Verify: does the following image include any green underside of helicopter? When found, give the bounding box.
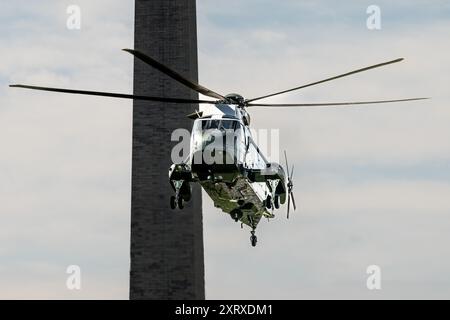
[200,177,273,228]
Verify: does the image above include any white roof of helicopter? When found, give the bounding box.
[199,103,241,119]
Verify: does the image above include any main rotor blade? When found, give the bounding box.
[246,58,405,103]
[9,84,217,104]
[123,49,226,100]
[247,97,429,107]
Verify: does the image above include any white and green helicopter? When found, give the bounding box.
[10,49,427,246]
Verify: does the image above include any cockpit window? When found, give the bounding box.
[191,118,246,164]
[200,119,238,130]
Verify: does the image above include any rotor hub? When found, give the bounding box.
[224,93,245,105]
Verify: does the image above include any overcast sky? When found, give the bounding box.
[1,0,450,299]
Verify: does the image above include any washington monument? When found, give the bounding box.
[130,0,204,299]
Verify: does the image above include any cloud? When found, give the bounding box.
[0,0,133,299]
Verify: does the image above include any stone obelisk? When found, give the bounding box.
[130,0,204,300]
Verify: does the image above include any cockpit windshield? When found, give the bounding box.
[200,119,238,131]
[191,118,247,165]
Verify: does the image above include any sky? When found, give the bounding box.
[1,0,450,299]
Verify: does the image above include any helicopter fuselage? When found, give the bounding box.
[169,100,287,230]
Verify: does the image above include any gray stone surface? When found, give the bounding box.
[130,0,204,300]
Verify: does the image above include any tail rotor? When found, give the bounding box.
[284,151,297,219]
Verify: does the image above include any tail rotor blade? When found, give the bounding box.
[287,194,291,219]
[291,192,297,211]
[284,150,290,177]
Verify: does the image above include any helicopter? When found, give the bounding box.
[10,49,427,247]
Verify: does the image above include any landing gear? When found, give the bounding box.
[267,179,280,211]
[170,196,176,209]
[247,217,258,247]
[230,209,243,222]
[265,195,272,209]
[170,195,184,209]
[177,197,184,209]
[170,179,185,210]
[250,230,257,247]
[274,195,280,209]
[265,194,279,209]
[265,194,280,210]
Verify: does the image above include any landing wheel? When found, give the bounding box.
[231,210,242,222]
[274,195,280,209]
[265,195,272,209]
[250,235,257,247]
[250,231,257,247]
[177,197,184,209]
[170,196,176,210]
